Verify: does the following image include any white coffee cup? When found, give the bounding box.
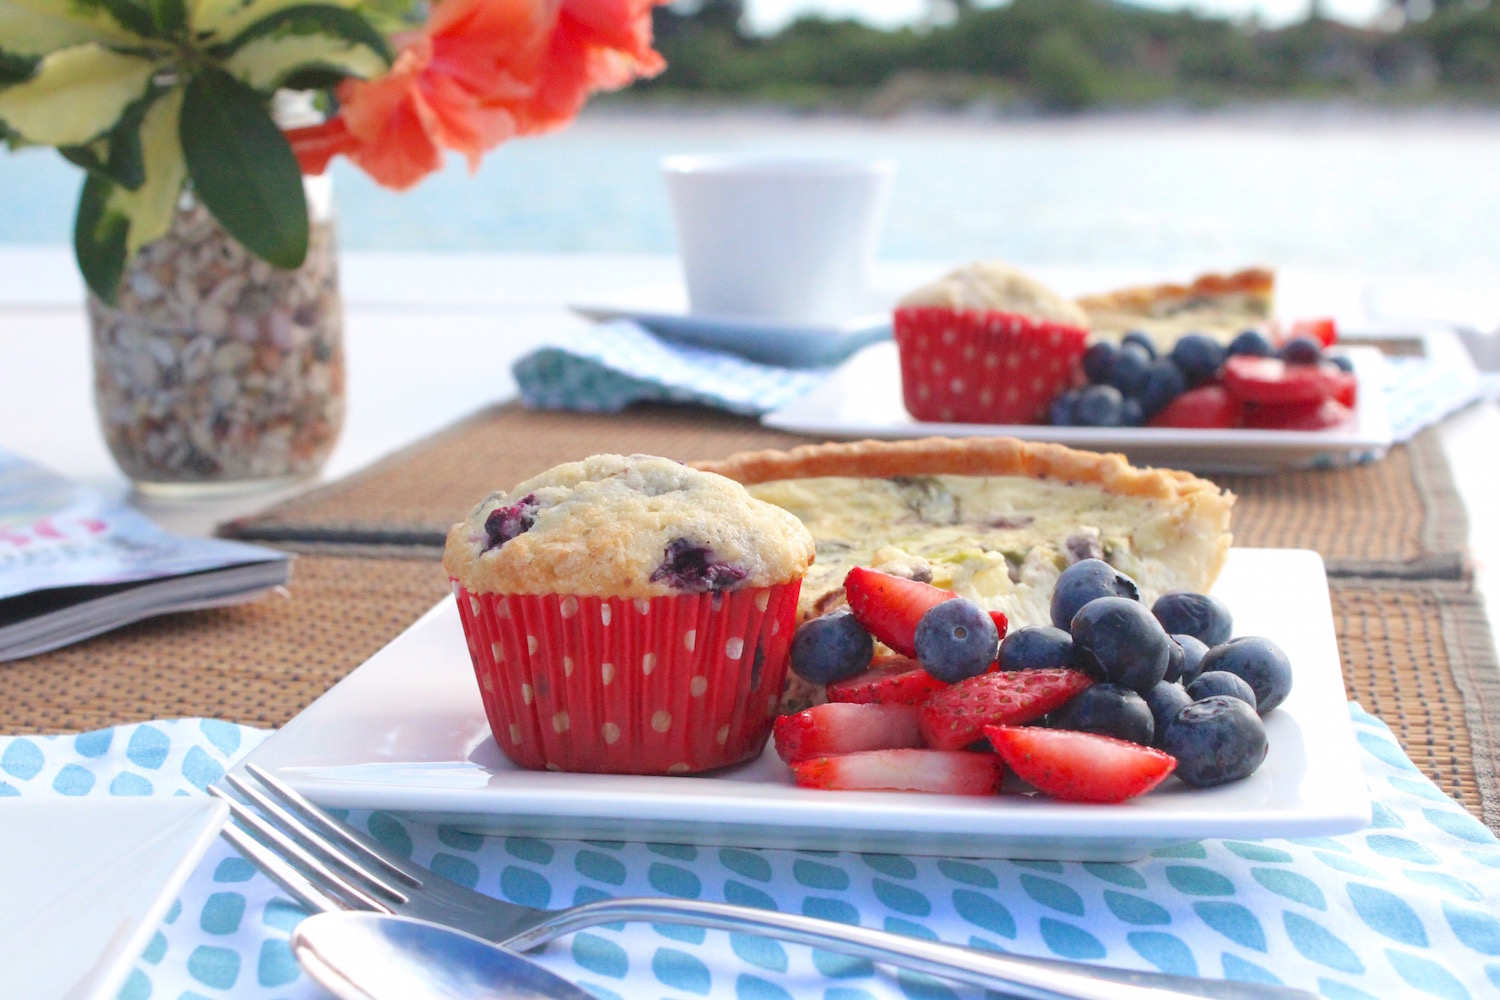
[662,154,896,323]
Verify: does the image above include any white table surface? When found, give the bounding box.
[3,245,1498,647]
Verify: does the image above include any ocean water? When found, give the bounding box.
[4,107,1500,276]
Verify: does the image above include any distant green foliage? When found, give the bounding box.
[639,0,1500,109]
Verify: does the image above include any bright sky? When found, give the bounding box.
[744,0,1387,35]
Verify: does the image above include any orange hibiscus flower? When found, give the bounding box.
[286,0,666,190]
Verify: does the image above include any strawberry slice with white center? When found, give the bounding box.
[1243,397,1353,431]
[773,702,923,764]
[843,567,957,659]
[985,725,1177,803]
[790,749,1004,795]
[918,668,1093,750]
[1148,385,1242,429]
[1223,356,1341,406]
[826,654,948,705]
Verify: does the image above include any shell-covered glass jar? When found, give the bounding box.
[87,177,344,494]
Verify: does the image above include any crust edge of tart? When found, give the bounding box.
[692,436,1236,586]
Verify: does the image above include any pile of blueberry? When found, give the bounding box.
[1050,329,1352,428]
[1003,558,1291,787]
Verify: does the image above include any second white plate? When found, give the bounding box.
[238,549,1370,862]
[763,342,1393,474]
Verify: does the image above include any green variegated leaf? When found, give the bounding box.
[188,0,357,45]
[222,4,389,59]
[180,66,306,268]
[0,44,156,145]
[110,87,184,254]
[0,51,38,83]
[94,0,156,37]
[0,0,144,57]
[226,33,385,89]
[57,84,164,188]
[147,0,186,33]
[74,172,130,302]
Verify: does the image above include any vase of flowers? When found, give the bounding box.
[0,0,665,492]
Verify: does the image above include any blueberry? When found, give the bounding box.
[1050,558,1140,630]
[1163,638,1185,684]
[1108,344,1152,398]
[1186,670,1258,709]
[1073,384,1125,427]
[1279,336,1323,365]
[1329,354,1354,373]
[483,494,538,550]
[1051,682,1154,745]
[650,538,748,592]
[1122,331,1157,360]
[1170,334,1226,387]
[1172,633,1210,685]
[1197,636,1293,714]
[1227,330,1274,358]
[1082,342,1117,385]
[1121,398,1144,427]
[1070,596,1172,694]
[1152,591,1233,648]
[1160,695,1268,787]
[1145,681,1193,747]
[790,608,873,685]
[1049,388,1082,426]
[914,598,1000,684]
[998,626,1074,672]
[1139,360,1188,418]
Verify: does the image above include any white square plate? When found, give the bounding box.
[0,797,228,1000]
[239,549,1370,861]
[762,342,1393,474]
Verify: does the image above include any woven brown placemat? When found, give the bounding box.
[221,405,1469,580]
[0,553,450,733]
[1331,578,1500,827]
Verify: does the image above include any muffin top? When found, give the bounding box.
[443,454,816,597]
[898,261,1088,328]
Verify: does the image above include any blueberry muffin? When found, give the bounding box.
[444,454,814,774]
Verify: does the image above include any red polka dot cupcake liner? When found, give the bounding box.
[893,306,1087,424]
[453,581,802,775]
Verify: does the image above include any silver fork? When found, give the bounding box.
[212,764,1315,1000]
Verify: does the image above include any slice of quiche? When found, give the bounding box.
[1077,267,1274,346]
[695,438,1234,633]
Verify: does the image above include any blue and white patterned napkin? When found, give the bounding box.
[1382,356,1490,443]
[513,321,826,417]
[3,705,1498,1000]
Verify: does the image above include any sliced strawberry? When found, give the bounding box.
[1328,367,1357,408]
[919,668,1093,751]
[989,610,1010,640]
[843,567,956,658]
[790,749,1004,795]
[1148,385,1242,429]
[985,725,1177,803]
[1243,397,1353,431]
[773,703,923,764]
[1222,356,1336,406]
[893,306,1087,425]
[826,655,948,705]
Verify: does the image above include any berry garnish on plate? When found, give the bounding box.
[843,567,955,659]
[790,607,874,685]
[1108,343,1152,398]
[1227,329,1275,357]
[1159,695,1268,788]
[1185,670,1258,709]
[1050,558,1141,630]
[985,725,1177,803]
[1050,682,1155,746]
[825,655,947,706]
[1121,330,1157,359]
[1169,334,1226,387]
[1197,636,1293,713]
[914,598,1001,683]
[1172,633,1210,684]
[1152,590,1233,647]
[773,702,922,764]
[1278,335,1323,365]
[1149,385,1242,429]
[998,626,1075,672]
[1242,398,1352,431]
[1070,596,1172,693]
[918,668,1093,750]
[1144,681,1193,747]
[789,748,1004,795]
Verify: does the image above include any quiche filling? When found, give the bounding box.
[748,473,1226,630]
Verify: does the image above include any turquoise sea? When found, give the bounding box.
[4,107,1500,275]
